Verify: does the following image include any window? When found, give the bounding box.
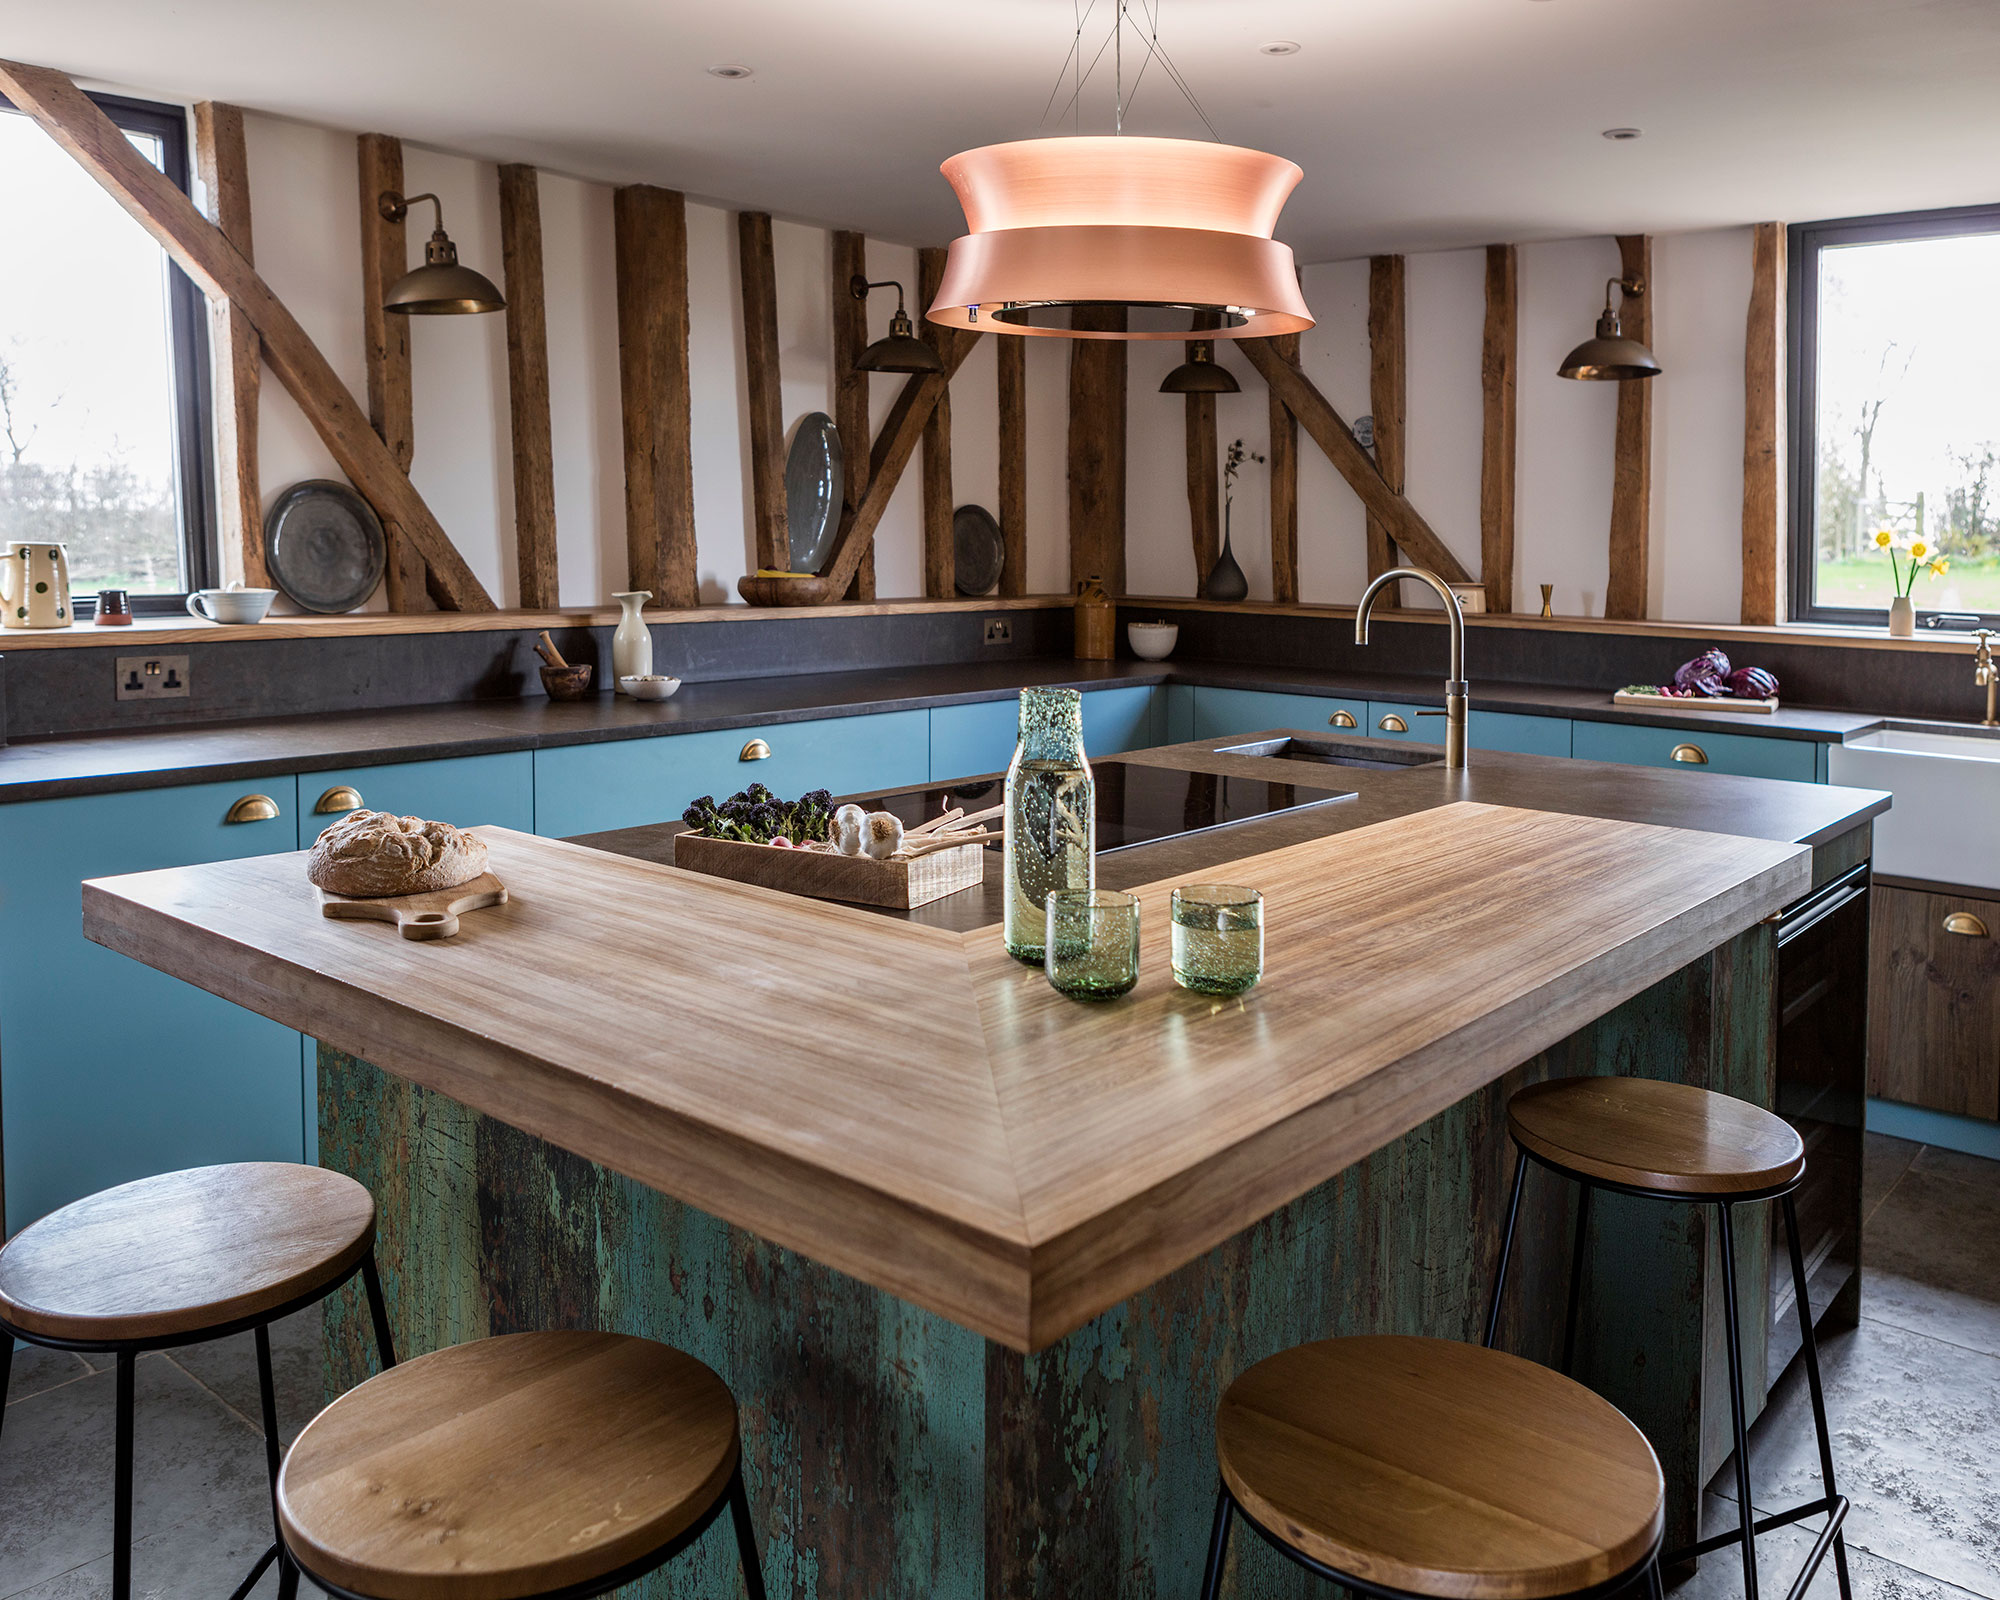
[0,91,212,612]
[1791,203,2000,627]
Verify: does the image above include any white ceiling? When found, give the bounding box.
[14,0,2000,261]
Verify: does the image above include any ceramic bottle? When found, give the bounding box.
[611,591,653,690]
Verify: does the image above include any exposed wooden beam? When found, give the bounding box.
[1240,340,1472,585]
[1741,223,1786,626]
[997,334,1027,597]
[1606,234,1654,621]
[830,231,875,602]
[1480,244,1518,615]
[1267,333,1301,603]
[355,132,429,610]
[499,164,558,610]
[1068,305,1127,594]
[918,247,956,599]
[613,185,698,608]
[1183,350,1220,592]
[192,102,264,590]
[737,212,788,573]
[1367,256,1407,586]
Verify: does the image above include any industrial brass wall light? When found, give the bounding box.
[378,192,506,315]
[1558,277,1660,380]
[850,277,943,373]
[1159,341,1240,394]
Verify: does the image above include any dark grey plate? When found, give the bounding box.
[954,504,1004,596]
[265,481,387,613]
[786,413,845,574]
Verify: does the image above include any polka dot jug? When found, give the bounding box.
[1,542,71,629]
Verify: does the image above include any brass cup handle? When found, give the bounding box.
[314,785,365,815]
[1377,714,1408,733]
[1329,710,1358,729]
[1670,743,1709,765]
[1944,911,1990,938]
[739,738,772,762]
[224,794,281,825]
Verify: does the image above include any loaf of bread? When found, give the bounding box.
[307,810,488,898]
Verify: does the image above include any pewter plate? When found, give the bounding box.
[785,413,845,574]
[953,504,1004,596]
[265,481,387,613]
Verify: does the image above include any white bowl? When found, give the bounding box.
[619,674,681,702]
[1127,622,1179,661]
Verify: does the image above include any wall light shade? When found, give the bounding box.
[379,192,506,316]
[928,136,1314,340]
[849,277,945,373]
[1159,343,1240,394]
[1558,279,1660,380]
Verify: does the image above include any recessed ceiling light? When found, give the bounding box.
[1258,41,1302,56]
[1602,127,1642,141]
[706,63,754,80]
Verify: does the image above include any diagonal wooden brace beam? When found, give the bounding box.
[0,59,495,610]
[1240,338,1472,586]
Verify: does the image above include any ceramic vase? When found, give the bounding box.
[1204,505,1249,602]
[1003,687,1096,964]
[611,591,653,690]
[1888,595,1915,638]
[2,541,71,629]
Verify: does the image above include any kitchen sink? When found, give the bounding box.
[1217,735,1444,771]
[1827,724,2000,890]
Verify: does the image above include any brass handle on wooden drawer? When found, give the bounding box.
[739,739,772,761]
[314,785,364,814]
[1377,714,1408,733]
[1944,911,1990,938]
[224,794,280,824]
[1670,743,1709,764]
[1330,710,1358,728]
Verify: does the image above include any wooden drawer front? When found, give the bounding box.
[535,710,930,838]
[1190,687,1369,741]
[1868,883,2000,1120]
[301,753,535,842]
[1572,719,1819,783]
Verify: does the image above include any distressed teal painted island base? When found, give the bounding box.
[320,928,1773,1600]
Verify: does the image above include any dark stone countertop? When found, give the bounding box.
[0,653,1889,804]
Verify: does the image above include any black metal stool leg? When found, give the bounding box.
[1561,1182,1594,1375]
[112,1350,135,1600]
[1198,1485,1235,1600]
[0,1331,13,1447]
[1485,1154,1528,1348]
[360,1250,397,1371]
[1716,1202,1760,1600]
[1784,1193,1854,1600]
[256,1323,301,1599]
[1645,1554,1666,1600]
[726,1461,767,1600]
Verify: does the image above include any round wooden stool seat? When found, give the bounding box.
[0,1162,376,1346]
[1508,1077,1804,1197]
[278,1330,741,1600]
[1217,1336,1663,1599]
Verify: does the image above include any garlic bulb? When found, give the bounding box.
[863,811,905,860]
[833,803,867,856]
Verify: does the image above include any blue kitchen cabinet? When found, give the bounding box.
[930,698,1019,782]
[1081,685,1164,757]
[1368,700,1571,757]
[1190,686,1368,742]
[534,709,931,838]
[300,752,535,842]
[0,777,305,1232]
[1571,719,1818,783]
[1164,684,1196,745]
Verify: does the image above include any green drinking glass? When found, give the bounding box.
[1171,884,1264,995]
[1044,889,1140,1000]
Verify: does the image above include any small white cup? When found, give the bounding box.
[187,586,276,624]
[1127,621,1179,661]
[619,674,682,702]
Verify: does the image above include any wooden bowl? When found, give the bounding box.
[539,663,594,701]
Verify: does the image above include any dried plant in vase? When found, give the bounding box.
[1205,438,1264,601]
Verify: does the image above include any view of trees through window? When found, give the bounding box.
[1812,229,2000,615]
[0,110,185,595]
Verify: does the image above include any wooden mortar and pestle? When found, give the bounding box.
[534,631,594,700]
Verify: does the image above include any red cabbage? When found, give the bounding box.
[1727,666,1779,700]
[1672,648,1731,697]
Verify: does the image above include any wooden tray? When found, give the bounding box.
[1613,689,1780,715]
[672,833,985,910]
[317,872,508,939]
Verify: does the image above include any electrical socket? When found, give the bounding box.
[116,655,190,700]
[982,618,1012,645]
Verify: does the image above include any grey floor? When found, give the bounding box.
[1,1132,1993,1598]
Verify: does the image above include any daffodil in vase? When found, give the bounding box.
[1876,528,1948,637]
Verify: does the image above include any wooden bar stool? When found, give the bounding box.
[276,1329,767,1600]
[1201,1335,1666,1600]
[0,1162,397,1600]
[1486,1076,1852,1600]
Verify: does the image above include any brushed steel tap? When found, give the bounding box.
[1975,628,1996,727]
[1355,568,1468,769]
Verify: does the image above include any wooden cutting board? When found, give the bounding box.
[316,872,508,940]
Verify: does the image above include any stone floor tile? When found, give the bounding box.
[1863,1148,2000,1359]
[161,1306,324,1447]
[1864,1134,1924,1225]
[2,1346,92,1409]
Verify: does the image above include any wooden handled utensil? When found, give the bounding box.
[534,630,569,670]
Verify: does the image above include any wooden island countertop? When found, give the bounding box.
[82,799,1807,1351]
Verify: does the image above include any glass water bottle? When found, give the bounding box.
[1003,687,1096,963]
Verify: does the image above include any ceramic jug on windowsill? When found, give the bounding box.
[612,591,653,690]
[1888,595,1915,638]
[2,541,71,629]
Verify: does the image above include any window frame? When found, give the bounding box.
[1788,200,2000,630]
[0,88,216,613]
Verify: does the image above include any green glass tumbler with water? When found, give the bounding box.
[1171,884,1264,995]
[1044,889,1140,999]
[1003,687,1095,963]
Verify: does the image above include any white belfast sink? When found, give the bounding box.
[1829,726,2000,890]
